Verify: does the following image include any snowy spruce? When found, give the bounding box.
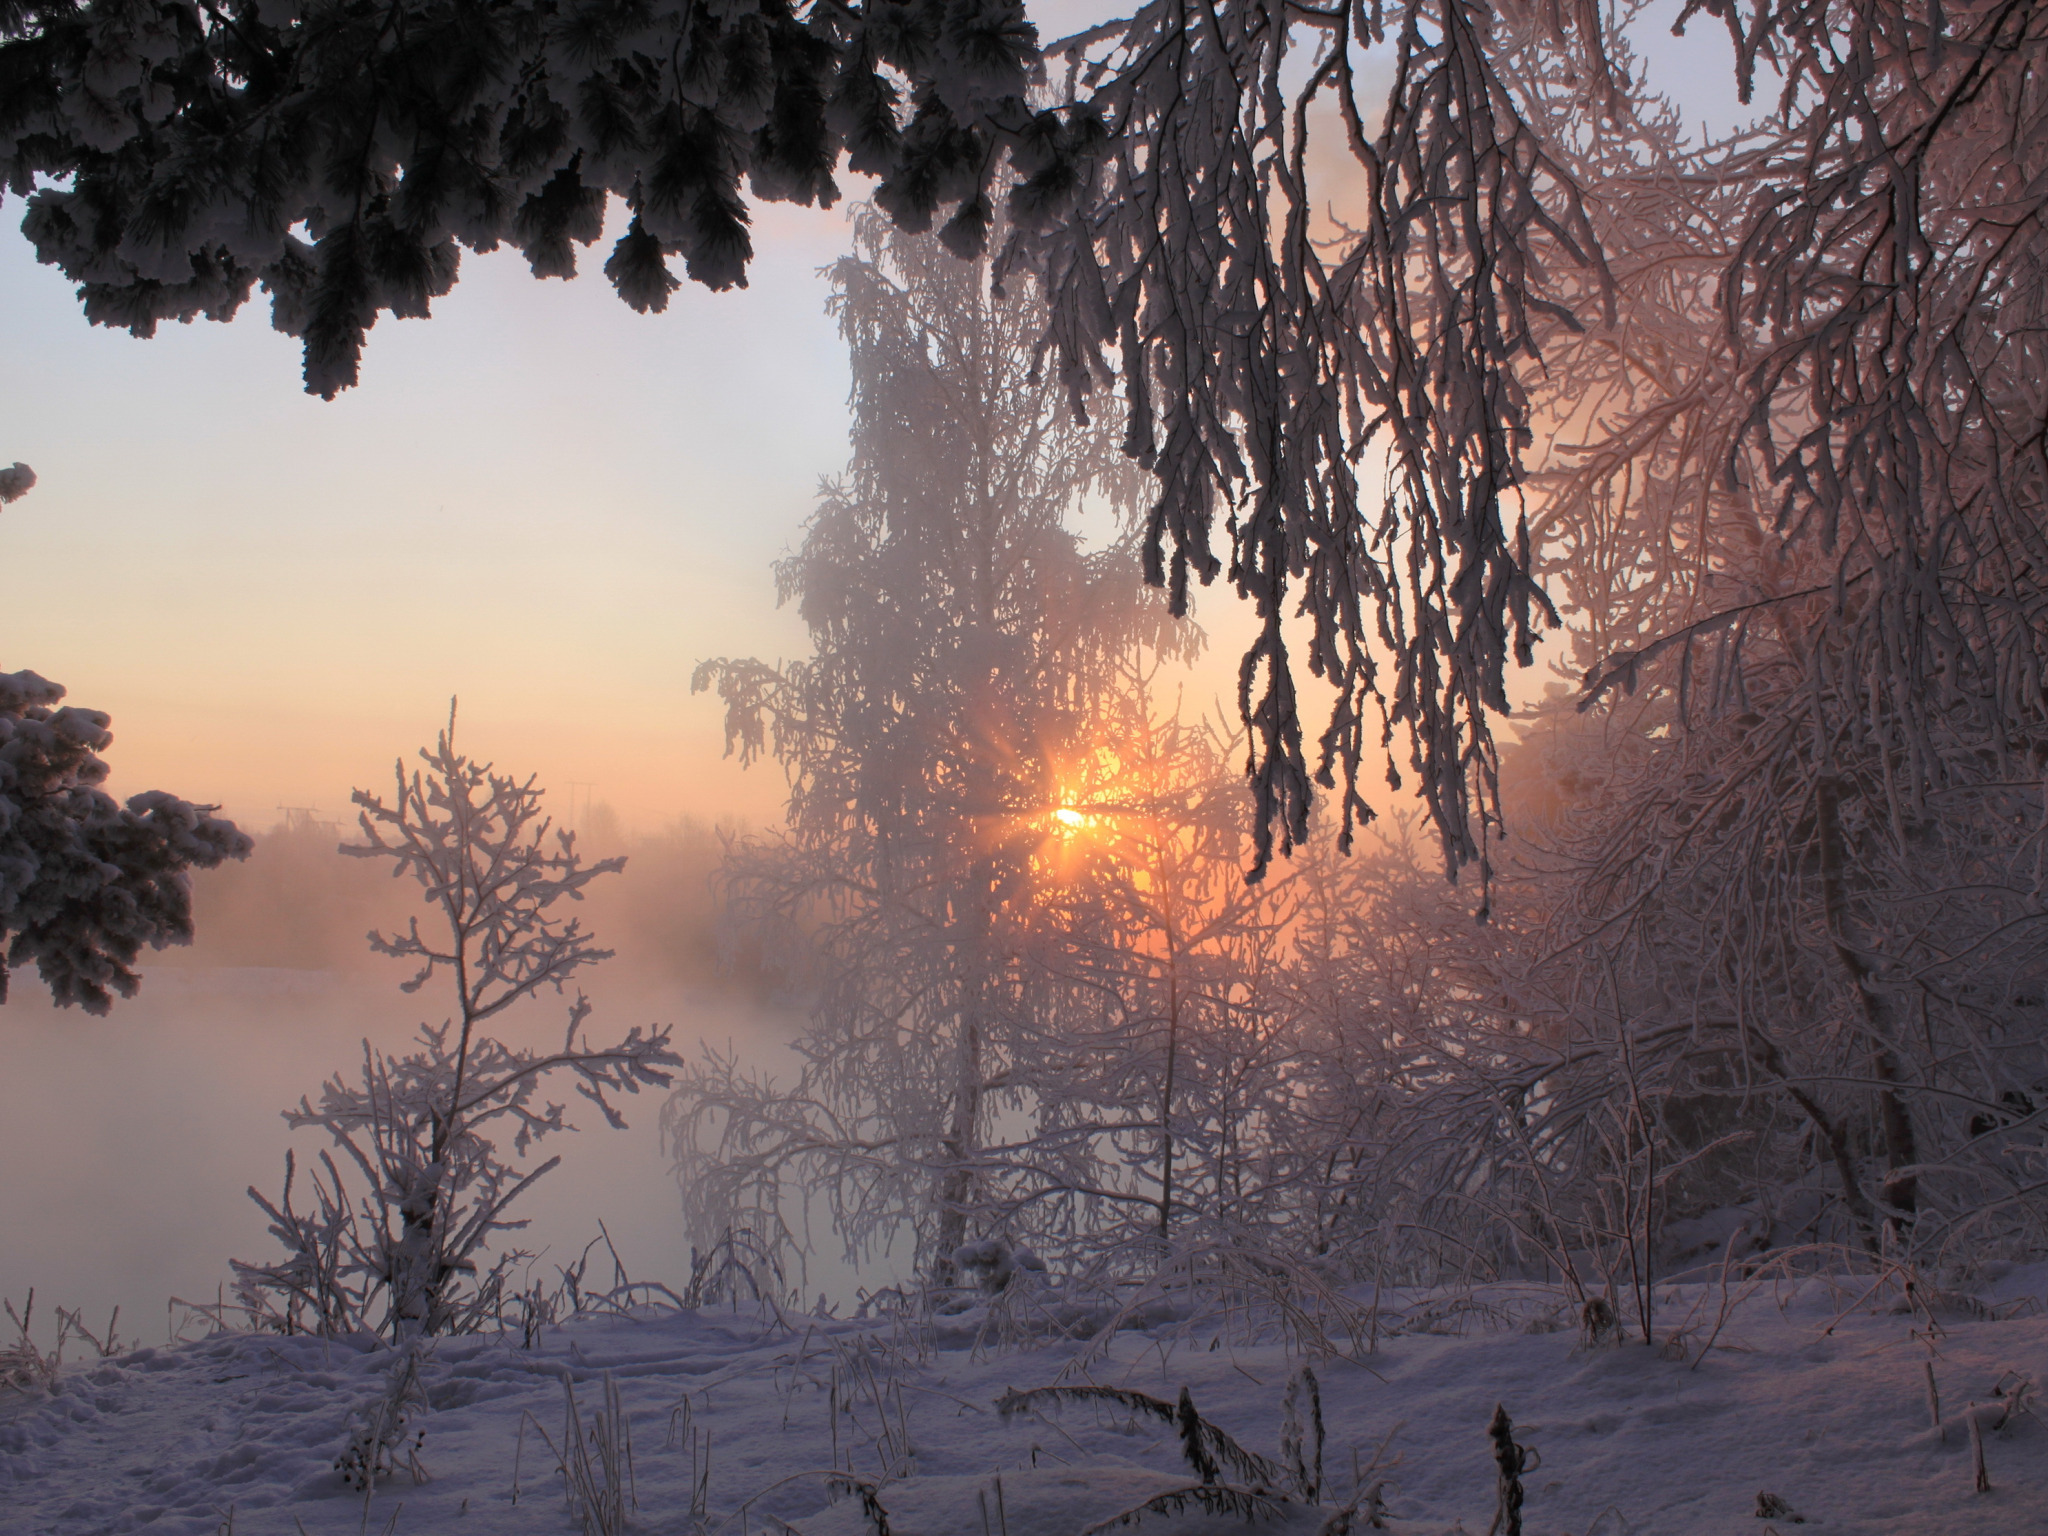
[0,666,249,1014]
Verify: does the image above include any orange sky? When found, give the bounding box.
[0,180,1276,846]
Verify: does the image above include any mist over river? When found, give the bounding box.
[0,964,806,1345]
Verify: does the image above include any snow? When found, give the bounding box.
[3,1269,2043,1536]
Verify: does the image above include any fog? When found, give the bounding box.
[0,818,809,1341]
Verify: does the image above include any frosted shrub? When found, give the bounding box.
[951,1238,1046,1295]
[235,709,680,1339]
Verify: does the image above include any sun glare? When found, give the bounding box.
[1050,800,1107,843]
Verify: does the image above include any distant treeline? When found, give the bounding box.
[166,812,764,991]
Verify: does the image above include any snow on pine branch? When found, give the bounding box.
[0,667,250,1012]
[0,0,1042,397]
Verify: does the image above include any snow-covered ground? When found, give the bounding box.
[3,1267,2042,1536]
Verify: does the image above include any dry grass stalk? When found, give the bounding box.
[529,1371,637,1536]
[0,1291,122,1394]
[1081,1484,1292,1535]
[687,1423,712,1531]
[1002,1374,1368,1534]
[1280,1365,1324,1502]
[824,1333,917,1480]
[996,1383,1286,1490]
[337,1348,431,1494]
[1,1292,65,1393]
[975,1475,1014,1536]
[1486,1404,1532,1536]
[1577,1296,1621,1350]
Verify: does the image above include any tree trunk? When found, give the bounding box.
[1158,953,1182,1244]
[933,881,995,1286]
[933,1010,983,1285]
[1747,1026,1883,1253]
[1815,778,1919,1236]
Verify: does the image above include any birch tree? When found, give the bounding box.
[672,208,1191,1285]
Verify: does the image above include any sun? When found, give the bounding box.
[1048,802,1104,845]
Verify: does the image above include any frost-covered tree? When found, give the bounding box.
[235,709,680,1338]
[1484,654,2048,1273]
[672,208,1194,1285]
[1035,677,1298,1249]
[16,0,2048,1282]
[1,460,252,1012]
[1438,35,2048,1272]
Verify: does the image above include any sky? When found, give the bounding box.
[0,0,1153,840]
[0,196,851,836]
[0,0,1743,842]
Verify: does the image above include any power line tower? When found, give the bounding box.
[563,780,596,833]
